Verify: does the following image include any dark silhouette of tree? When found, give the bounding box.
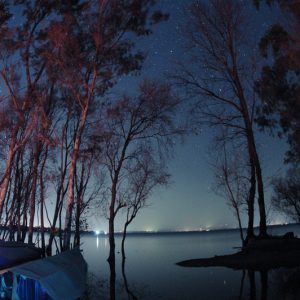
[96,80,181,263]
[121,258,138,300]
[211,133,252,245]
[271,167,300,222]
[121,149,169,259]
[255,0,300,164]
[73,148,102,247]
[38,0,168,251]
[176,0,267,238]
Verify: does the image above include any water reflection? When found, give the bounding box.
[122,258,138,300]
[238,267,300,300]
[95,263,300,300]
[108,259,116,300]
[272,267,300,299]
[238,270,246,299]
[107,255,141,300]
[81,226,300,299]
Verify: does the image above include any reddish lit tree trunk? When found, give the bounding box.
[74,197,81,247]
[63,107,88,250]
[40,147,48,257]
[0,138,16,219]
[47,120,69,255]
[63,142,79,250]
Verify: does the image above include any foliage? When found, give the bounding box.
[271,167,300,222]
[255,0,300,163]
[0,1,171,255]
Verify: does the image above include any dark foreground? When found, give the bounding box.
[177,236,300,271]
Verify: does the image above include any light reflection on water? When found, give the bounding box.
[82,225,300,299]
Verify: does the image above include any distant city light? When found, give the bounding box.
[95,230,100,235]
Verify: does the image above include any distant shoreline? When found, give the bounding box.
[85,223,300,236]
[1,223,298,237]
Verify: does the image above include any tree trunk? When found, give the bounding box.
[246,127,267,237]
[40,177,45,257]
[235,206,244,246]
[74,196,81,247]
[253,147,267,237]
[63,109,87,251]
[108,171,120,262]
[15,151,23,242]
[28,146,41,244]
[47,165,67,254]
[40,147,48,257]
[63,141,77,249]
[47,116,70,255]
[63,148,77,251]
[121,222,129,259]
[107,138,130,262]
[246,158,256,244]
[21,211,28,243]
[7,166,19,241]
[0,138,16,219]
[108,209,115,262]
[47,193,63,255]
[232,54,268,238]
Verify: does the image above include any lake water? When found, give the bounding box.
[81,224,300,300]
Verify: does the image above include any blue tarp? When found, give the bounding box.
[17,277,51,300]
[10,248,87,300]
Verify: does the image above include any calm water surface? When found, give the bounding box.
[81,225,300,300]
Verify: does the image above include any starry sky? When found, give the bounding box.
[92,0,290,232]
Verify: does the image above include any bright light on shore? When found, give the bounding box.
[95,230,100,235]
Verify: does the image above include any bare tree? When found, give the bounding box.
[45,111,73,255]
[96,80,181,263]
[121,148,169,258]
[211,132,253,245]
[73,148,103,248]
[175,0,267,237]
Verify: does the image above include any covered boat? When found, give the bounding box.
[0,241,42,269]
[0,248,87,300]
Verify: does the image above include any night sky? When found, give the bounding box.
[92,0,289,232]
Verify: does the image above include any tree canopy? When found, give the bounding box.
[255,0,300,164]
